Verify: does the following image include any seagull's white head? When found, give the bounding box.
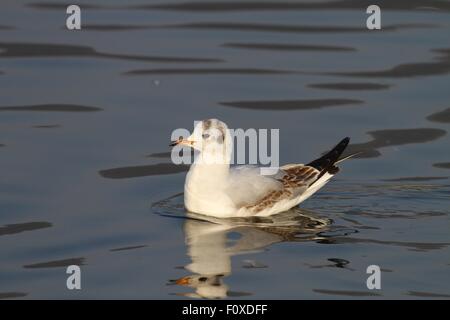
[171,119,232,165]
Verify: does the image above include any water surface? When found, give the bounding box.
[1,0,449,299]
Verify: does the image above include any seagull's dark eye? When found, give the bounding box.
[202,133,210,139]
[198,277,208,282]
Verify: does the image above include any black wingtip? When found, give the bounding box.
[307,137,351,173]
[338,137,350,148]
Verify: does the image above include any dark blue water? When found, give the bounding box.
[0,0,449,299]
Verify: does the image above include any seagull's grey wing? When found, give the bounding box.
[244,164,320,214]
[225,165,284,208]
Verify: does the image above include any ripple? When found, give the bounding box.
[168,22,436,34]
[433,162,450,169]
[28,1,450,12]
[407,291,450,298]
[0,292,27,299]
[308,82,391,91]
[23,257,85,269]
[0,42,222,63]
[99,163,189,179]
[345,209,447,220]
[220,98,363,111]
[313,289,381,297]
[83,24,150,31]
[124,68,292,75]
[0,104,102,112]
[132,1,450,12]
[344,128,447,159]
[306,257,354,270]
[382,176,448,182]
[329,47,450,78]
[242,260,268,268]
[318,228,358,237]
[110,245,148,252]
[318,237,449,252]
[28,2,103,10]
[320,183,450,206]
[146,151,172,159]
[327,258,351,268]
[222,42,356,52]
[32,124,62,129]
[0,221,52,237]
[427,107,450,123]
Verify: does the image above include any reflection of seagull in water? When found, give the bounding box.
[171,119,355,218]
[171,210,330,299]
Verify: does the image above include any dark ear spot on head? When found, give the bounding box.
[217,126,226,144]
[202,119,212,131]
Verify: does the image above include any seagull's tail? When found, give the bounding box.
[334,151,364,164]
[294,137,351,204]
[307,137,350,181]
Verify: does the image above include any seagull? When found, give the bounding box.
[170,119,355,218]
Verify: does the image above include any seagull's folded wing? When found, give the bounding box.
[226,164,320,214]
[225,165,284,208]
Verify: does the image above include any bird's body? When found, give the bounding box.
[172,119,351,218]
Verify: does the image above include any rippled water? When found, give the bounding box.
[1,0,449,299]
